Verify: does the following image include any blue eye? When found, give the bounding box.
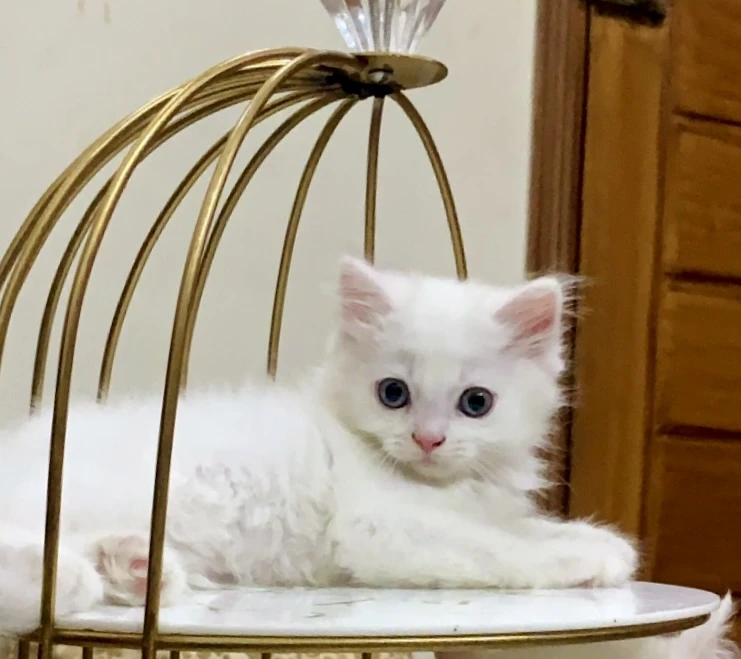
[377,378,410,409]
[458,387,495,418]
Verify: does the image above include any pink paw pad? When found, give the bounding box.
[128,557,149,597]
[95,536,158,604]
[93,534,185,607]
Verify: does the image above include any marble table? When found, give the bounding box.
[43,582,720,652]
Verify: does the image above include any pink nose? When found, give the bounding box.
[413,434,446,454]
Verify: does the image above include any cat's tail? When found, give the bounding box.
[663,593,738,659]
[0,533,103,636]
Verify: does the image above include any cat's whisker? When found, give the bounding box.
[375,450,401,474]
[470,460,506,485]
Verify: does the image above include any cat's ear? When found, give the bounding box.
[494,277,564,359]
[338,256,392,340]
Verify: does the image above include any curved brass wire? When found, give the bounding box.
[31,83,306,410]
[0,84,200,280]
[392,92,467,279]
[0,185,57,290]
[178,93,345,389]
[31,182,110,408]
[97,90,328,400]
[364,98,385,262]
[0,86,178,293]
[31,82,338,409]
[37,48,324,659]
[0,96,171,373]
[0,64,327,305]
[267,98,358,376]
[140,51,361,659]
[95,137,226,401]
[18,80,333,395]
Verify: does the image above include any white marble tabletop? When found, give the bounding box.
[56,582,719,639]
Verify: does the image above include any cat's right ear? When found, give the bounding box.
[338,256,392,341]
[494,277,564,362]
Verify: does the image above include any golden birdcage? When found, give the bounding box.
[0,3,719,659]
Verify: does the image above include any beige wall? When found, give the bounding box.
[0,0,536,420]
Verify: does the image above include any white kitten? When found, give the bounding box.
[0,256,639,635]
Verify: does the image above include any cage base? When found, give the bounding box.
[19,582,718,652]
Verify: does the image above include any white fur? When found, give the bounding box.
[0,257,722,659]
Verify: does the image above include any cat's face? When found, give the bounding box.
[326,257,566,486]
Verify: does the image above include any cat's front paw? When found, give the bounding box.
[91,534,187,607]
[583,534,637,587]
[550,530,638,588]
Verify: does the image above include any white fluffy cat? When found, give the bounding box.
[0,257,732,658]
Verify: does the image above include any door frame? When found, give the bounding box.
[527,0,589,279]
[526,0,590,513]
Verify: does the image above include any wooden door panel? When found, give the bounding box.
[673,0,741,122]
[663,119,741,281]
[656,283,741,433]
[646,435,741,592]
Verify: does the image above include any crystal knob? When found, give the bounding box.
[319,0,447,54]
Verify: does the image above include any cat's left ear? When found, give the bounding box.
[494,277,564,360]
[338,256,392,341]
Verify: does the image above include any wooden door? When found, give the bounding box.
[560,0,741,601]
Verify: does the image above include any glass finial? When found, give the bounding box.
[319,0,447,54]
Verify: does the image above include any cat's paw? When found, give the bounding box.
[584,527,637,587]
[580,536,637,587]
[92,534,187,607]
[547,531,638,588]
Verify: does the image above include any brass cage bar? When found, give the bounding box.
[364,97,385,262]
[267,97,359,376]
[391,92,466,278]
